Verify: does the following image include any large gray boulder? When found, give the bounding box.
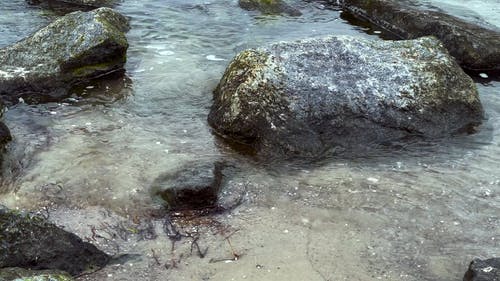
[0,7,129,103]
[208,36,484,157]
[464,258,500,281]
[239,0,302,16]
[0,206,110,276]
[338,0,500,71]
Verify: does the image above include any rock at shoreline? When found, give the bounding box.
[339,0,500,71]
[208,36,483,157]
[0,267,73,281]
[0,7,129,104]
[464,258,500,281]
[239,0,302,16]
[27,0,118,13]
[0,206,110,276]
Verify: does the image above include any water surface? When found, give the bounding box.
[0,1,499,280]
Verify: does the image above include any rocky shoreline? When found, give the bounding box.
[0,0,499,280]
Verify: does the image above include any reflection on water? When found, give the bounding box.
[0,0,499,280]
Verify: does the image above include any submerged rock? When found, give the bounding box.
[208,36,483,157]
[0,206,110,276]
[464,258,500,281]
[27,0,119,13]
[239,0,302,16]
[151,162,224,210]
[0,267,73,281]
[0,7,129,103]
[339,0,500,71]
[151,161,246,211]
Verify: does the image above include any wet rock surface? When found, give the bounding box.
[338,0,500,71]
[464,258,500,281]
[0,100,11,163]
[0,206,110,276]
[151,161,223,211]
[0,122,10,147]
[27,0,118,13]
[0,7,129,104]
[239,0,302,16]
[0,267,73,281]
[151,161,246,211]
[208,35,484,157]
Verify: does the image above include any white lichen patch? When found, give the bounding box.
[482,266,494,273]
[0,66,30,79]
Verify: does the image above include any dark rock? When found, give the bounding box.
[208,36,483,157]
[0,8,129,104]
[27,0,118,13]
[151,162,224,211]
[464,258,500,281]
[0,122,11,147]
[151,161,246,211]
[0,267,73,281]
[0,206,110,276]
[0,100,11,163]
[339,0,500,71]
[239,0,302,16]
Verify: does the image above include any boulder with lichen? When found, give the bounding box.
[0,7,129,103]
[208,35,484,157]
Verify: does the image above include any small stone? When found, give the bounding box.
[479,73,489,79]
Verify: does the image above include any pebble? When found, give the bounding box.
[479,73,489,79]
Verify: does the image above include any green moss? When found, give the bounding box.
[70,61,118,77]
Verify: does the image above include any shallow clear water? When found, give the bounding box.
[0,1,499,280]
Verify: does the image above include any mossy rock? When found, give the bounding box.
[0,206,110,276]
[0,268,73,281]
[208,35,484,157]
[239,0,302,16]
[0,7,129,103]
